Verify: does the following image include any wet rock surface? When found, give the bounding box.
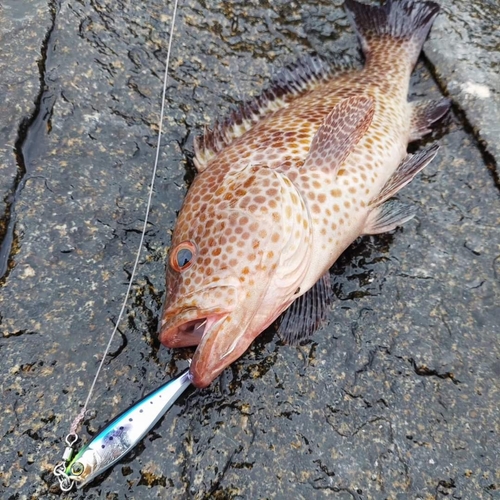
[0,1,498,499]
[425,0,500,162]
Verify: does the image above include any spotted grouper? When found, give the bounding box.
[159,0,449,387]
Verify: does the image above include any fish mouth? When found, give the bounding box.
[162,308,251,387]
[159,312,226,348]
[189,323,250,388]
[161,309,247,388]
[179,318,207,337]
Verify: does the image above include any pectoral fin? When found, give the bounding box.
[302,96,375,176]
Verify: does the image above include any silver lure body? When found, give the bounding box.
[64,368,192,488]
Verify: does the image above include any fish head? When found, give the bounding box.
[159,164,311,387]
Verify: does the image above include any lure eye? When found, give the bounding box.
[170,241,196,272]
[70,462,85,476]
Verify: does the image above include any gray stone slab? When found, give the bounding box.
[0,1,498,499]
[424,0,500,163]
[0,0,53,274]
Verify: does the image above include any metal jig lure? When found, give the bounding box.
[55,368,192,490]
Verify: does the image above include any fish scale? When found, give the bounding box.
[160,0,450,388]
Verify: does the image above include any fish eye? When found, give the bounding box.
[70,462,85,476]
[170,241,197,272]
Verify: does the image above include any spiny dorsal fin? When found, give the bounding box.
[302,96,374,174]
[277,273,332,346]
[410,98,450,142]
[193,54,334,172]
[363,199,417,235]
[370,143,439,207]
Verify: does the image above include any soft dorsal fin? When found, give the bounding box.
[302,96,375,174]
[277,273,332,346]
[410,99,450,142]
[194,55,334,172]
[369,143,439,207]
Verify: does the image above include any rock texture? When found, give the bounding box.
[0,1,498,499]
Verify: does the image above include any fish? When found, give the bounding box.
[58,368,192,489]
[159,0,450,388]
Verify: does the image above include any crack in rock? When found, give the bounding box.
[0,0,59,281]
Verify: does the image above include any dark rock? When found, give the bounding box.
[0,1,498,499]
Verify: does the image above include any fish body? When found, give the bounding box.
[160,0,449,387]
[62,369,192,488]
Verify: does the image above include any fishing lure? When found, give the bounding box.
[54,368,192,490]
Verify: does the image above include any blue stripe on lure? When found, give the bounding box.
[63,368,192,489]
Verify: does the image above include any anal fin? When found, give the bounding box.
[370,144,440,208]
[277,273,332,346]
[410,99,450,142]
[364,143,440,235]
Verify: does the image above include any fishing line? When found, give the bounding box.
[63,0,180,453]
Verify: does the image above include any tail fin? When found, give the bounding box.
[345,0,440,69]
